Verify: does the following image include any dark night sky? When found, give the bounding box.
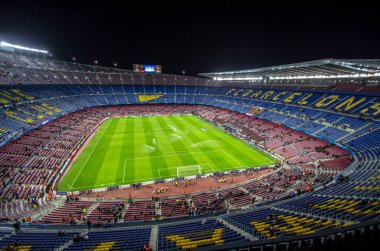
[0,0,379,75]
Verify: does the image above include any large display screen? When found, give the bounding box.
[144,65,155,72]
[133,64,162,73]
[133,64,145,73]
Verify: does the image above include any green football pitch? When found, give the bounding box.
[57,115,278,191]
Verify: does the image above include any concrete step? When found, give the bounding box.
[219,218,256,241]
[155,201,162,216]
[120,202,130,222]
[150,225,158,251]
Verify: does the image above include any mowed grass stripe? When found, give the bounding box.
[86,119,119,187]
[162,116,203,172]
[140,117,166,179]
[123,117,136,182]
[173,115,244,170]
[185,116,274,168]
[73,119,113,188]
[117,118,132,182]
[93,119,119,186]
[149,117,184,178]
[169,117,218,173]
[128,117,147,181]
[57,115,277,192]
[169,116,228,172]
[56,119,112,190]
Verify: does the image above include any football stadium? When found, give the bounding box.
[0,1,379,251]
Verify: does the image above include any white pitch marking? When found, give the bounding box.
[123,159,127,181]
[70,120,111,188]
[222,150,244,167]
[124,149,225,161]
[205,162,216,172]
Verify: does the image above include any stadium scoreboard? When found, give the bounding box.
[133,64,162,73]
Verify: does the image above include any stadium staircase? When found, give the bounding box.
[219,218,256,241]
[150,225,158,251]
[55,230,88,251]
[35,196,66,222]
[86,202,100,216]
[155,201,162,217]
[338,123,374,141]
[120,202,130,221]
[237,186,250,194]
[225,200,234,210]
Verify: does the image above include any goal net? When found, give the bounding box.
[176,165,202,177]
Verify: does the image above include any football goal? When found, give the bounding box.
[176,164,202,177]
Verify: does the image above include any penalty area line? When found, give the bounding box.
[222,150,244,167]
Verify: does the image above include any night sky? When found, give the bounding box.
[0,0,379,75]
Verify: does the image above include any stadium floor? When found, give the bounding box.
[57,115,277,191]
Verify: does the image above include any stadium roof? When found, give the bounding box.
[199,59,380,81]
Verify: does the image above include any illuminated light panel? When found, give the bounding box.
[270,73,380,80]
[214,73,380,81]
[215,77,263,81]
[0,41,48,54]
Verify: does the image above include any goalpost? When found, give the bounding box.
[176,164,202,177]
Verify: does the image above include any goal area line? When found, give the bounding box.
[157,163,214,178]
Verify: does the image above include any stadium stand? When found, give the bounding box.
[0,51,379,250]
[158,219,249,250]
[0,231,78,251]
[64,228,151,251]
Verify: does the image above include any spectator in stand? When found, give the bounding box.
[87,219,92,231]
[143,243,152,251]
[13,219,21,233]
[305,185,311,194]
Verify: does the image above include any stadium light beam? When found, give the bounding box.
[0,41,48,54]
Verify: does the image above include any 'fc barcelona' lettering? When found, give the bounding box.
[224,88,379,117]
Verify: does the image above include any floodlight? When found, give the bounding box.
[0,41,48,54]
